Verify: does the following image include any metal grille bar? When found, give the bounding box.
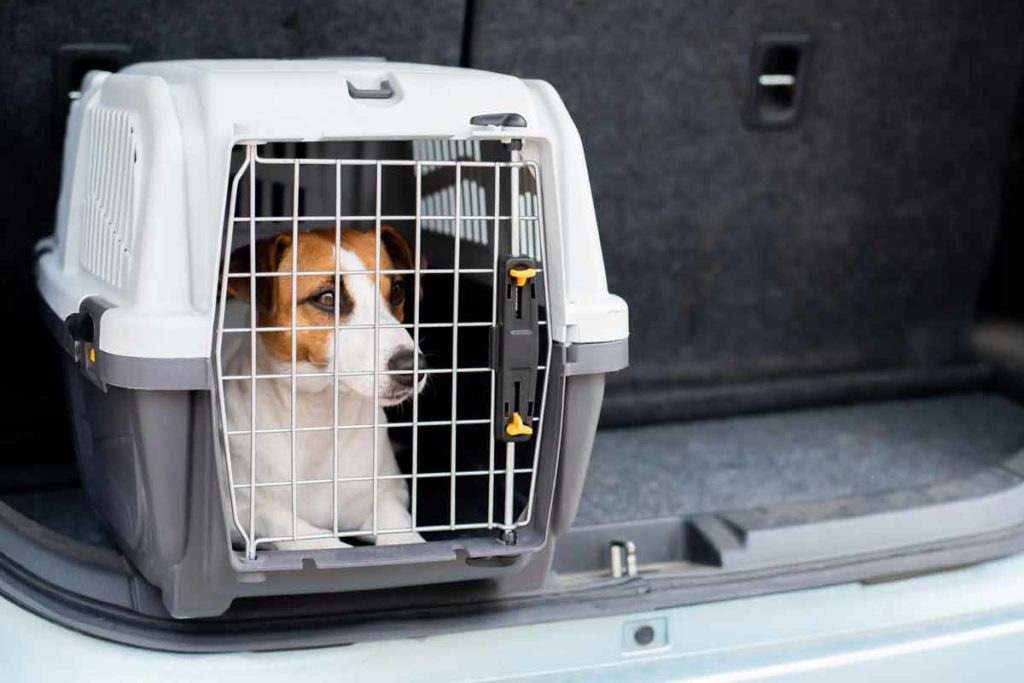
[222,321,547,332]
[233,215,539,222]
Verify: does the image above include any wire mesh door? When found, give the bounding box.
[215,141,551,559]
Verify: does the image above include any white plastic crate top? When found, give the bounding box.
[36,59,628,366]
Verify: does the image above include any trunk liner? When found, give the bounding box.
[1,487,115,550]
[8,393,1024,551]
[577,392,1024,526]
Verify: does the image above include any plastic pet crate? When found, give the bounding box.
[35,59,628,617]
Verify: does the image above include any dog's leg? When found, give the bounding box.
[272,536,351,551]
[252,491,352,550]
[364,496,425,545]
[270,515,353,550]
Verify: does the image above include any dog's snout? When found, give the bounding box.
[387,349,426,388]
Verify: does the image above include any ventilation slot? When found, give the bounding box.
[413,139,542,259]
[77,107,138,287]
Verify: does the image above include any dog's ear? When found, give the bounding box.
[380,226,413,270]
[226,234,291,313]
[380,226,427,300]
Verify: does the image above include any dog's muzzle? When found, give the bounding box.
[387,348,428,393]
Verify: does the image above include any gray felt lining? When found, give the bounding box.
[575,393,1024,526]
[470,0,1024,425]
[1,487,116,550]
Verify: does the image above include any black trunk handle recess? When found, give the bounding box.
[494,255,540,442]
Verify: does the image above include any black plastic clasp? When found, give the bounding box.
[64,311,94,344]
[64,297,111,391]
[493,255,540,443]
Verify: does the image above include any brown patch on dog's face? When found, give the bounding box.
[227,227,414,365]
[340,227,413,322]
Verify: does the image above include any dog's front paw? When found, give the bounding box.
[374,531,426,545]
[272,537,351,551]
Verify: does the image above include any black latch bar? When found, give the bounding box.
[494,255,540,443]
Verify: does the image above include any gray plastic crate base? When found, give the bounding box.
[64,344,613,617]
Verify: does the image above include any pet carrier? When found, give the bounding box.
[35,60,628,617]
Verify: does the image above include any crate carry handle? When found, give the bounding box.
[470,112,528,128]
[346,79,394,99]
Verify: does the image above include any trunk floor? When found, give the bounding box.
[576,392,1024,526]
[1,487,116,550]
[7,394,1024,545]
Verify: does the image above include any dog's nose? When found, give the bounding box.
[387,349,427,388]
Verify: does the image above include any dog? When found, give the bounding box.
[222,226,426,550]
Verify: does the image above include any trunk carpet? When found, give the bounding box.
[576,392,1024,526]
[1,487,116,550]
[9,393,1024,544]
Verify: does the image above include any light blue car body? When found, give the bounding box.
[6,551,1024,681]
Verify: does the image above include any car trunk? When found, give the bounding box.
[2,0,1024,650]
[466,0,1024,574]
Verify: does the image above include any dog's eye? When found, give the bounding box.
[311,290,335,309]
[390,279,405,304]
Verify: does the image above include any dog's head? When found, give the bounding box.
[227,227,426,405]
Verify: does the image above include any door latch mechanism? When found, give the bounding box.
[494,255,541,443]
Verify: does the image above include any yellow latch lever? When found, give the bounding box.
[505,411,534,437]
[508,267,538,287]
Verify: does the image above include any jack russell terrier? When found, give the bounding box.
[223,226,426,550]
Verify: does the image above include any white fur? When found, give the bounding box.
[223,246,424,550]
